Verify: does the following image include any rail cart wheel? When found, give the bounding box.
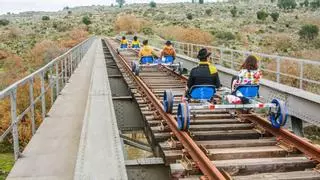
[134,64,140,76]
[131,61,136,72]
[178,62,183,75]
[177,102,190,131]
[163,90,174,113]
[269,99,288,128]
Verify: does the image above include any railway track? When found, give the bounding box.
[103,38,320,180]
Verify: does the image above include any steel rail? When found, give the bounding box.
[247,114,320,162]
[105,39,226,180]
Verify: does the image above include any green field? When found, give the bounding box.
[0,153,14,180]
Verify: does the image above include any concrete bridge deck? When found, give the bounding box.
[7,38,127,180]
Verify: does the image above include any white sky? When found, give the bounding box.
[0,0,214,15]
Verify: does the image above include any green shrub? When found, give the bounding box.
[205,9,213,16]
[0,19,9,26]
[277,0,297,9]
[150,1,156,8]
[304,0,310,6]
[142,27,153,35]
[82,16,92,25]
[299,24,319,40]
[230,6,237,17]
[199,0,204,4]
[257,10,269,21]
[310,0,320,9]
[186,13,193,20]
[215,31,236,40]
[42,16,50,21]
[270,12,280,22]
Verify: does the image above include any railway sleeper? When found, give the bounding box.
[170,157,318,177]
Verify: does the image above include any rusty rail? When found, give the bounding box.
[105,38,226,180]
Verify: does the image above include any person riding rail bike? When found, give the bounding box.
[231,55,262,92]
[138,40,158,64]
[120,36,128,48]
[131,36,140,48]
[160,41,176,63]
[229,55,262,104]
[186,48,221,98]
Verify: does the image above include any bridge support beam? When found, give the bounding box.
[289,116,304,137]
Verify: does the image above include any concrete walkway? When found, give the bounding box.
[7,39,98,180]
[74,39,127,179]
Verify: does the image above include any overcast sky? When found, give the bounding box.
[0,0,214,15]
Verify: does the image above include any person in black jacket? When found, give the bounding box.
[187,48,221,91]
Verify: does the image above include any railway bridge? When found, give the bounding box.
[1,37,320,180]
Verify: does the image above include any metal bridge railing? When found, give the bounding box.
[0,36,95,160]
[141,37,320,95]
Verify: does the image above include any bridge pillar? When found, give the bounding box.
[286,116,304,137]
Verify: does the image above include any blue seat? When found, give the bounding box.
[132,44,140,48]
[164,56,174,64]
[188,85,216,100]
[140,56,154,64]
[120,44,128,48]
[234,85,259,98]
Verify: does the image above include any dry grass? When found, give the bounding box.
[156,26,213,45]
[114,14,150,34]
[59,29,89,48]
[0,28,89,150]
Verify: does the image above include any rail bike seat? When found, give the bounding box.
[188,85,216,101]
[132,44,140,48]
[140,56,154,64]
[163,56,174,64]
[120,44,128,48]
[234,84,259,98]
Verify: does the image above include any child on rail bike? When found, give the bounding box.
[160,40,176,61]
[131,36,140,48]
[138,40,158,63]
[120,36,128,48]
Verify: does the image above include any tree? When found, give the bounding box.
[0,19,9,26]
[42,16,50,21]
[277,0,297,10]
[199,0,204,4]
[271,0,275,2]
[304,0,309,7]
[230,6,237,17]
[186,13,193,20]
[116,0,125,8]
[150,1,156,8]
[68,11,72,15]
[257,10,269,21]
[299,24,319,40]
[270,12,280,22]
[82,16,92,25]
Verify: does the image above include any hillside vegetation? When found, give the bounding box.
[0,0,319,178]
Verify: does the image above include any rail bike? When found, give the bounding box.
[131,55,183,76]
[163,84,288,131]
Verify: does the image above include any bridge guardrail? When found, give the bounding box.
[133,36,320,95]
[0,36,96,160]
